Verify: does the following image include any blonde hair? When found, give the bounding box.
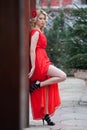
[31,9,48,31]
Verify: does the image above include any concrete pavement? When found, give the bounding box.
[27,77,87,130]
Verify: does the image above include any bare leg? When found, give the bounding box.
[40,65,66,87]
[41,65,66,116]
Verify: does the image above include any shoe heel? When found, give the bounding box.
[42,119,45,125]
[43,114,55,126]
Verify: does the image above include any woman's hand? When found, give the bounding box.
[28,67,35,78]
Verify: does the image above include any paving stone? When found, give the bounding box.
[80,90,87,103]
[57,107,87,114]
[60,120,87,127]
[79,101,87,105]
[60,101,79,107]
[59,84,86,89]
[60,84,86,90]
[60,92,83,98]
[60,94,82,102]
[52,106,87,123]
[60,127,87,130]
[59,77,85,83]
[59,113,87,121]
[29,120,43,126]
[59,78,86,90]
[60,89,85,93]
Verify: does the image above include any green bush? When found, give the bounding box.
[63,7,87,71]
[45,11,66,68]
[45,8,87,73]
[66,53,87,69]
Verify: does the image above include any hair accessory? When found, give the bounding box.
[32,10,37,18]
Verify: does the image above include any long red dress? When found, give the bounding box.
[29,29,61,120]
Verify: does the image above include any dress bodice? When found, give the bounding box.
[30,29,47,49]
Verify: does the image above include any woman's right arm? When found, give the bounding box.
[28,31,39,78]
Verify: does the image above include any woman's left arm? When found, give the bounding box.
[28,31,39,78]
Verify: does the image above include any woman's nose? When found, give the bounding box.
[42,19,45,22]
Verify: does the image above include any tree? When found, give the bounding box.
[45,11,66,68]
[45,7,87,75]
[65,7,87,70]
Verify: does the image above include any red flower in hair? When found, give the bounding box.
[32,10,37,18]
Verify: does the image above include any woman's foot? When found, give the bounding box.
[29,80,40,93]
[42,114,55,126]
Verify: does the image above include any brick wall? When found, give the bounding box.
[51,0,60,6]
[62,0,73,6]
[40,0,73,6]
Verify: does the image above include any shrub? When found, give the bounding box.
[45,8,87,74]
[66,53,87,69]
[45,11,66,68]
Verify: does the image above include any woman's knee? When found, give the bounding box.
[60,73,67,81]
[47,65,67,81]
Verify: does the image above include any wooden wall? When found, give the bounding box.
[0,0,36,130]
[0,0,20,130]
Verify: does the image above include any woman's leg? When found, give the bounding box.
[40,65,66,87]
[41,65,66,125]
[29,65,66,93]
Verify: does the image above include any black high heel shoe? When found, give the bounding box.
[42,114,55,126]
[29,80,40,93]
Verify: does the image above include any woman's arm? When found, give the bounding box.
[28,31,39,78]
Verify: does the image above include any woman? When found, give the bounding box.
[28,9,66,126]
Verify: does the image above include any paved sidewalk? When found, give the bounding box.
[28,77,87,130]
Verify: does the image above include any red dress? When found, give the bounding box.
[29,29,61,120]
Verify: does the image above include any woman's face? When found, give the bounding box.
[36,13,46,28]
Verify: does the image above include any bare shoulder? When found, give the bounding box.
[32,31,39,40]
[32,30,39,36]
[33,31,39,36]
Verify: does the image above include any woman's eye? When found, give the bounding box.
[39,18,45,20]
[39,18,42,20]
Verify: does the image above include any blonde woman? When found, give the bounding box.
[28,9,66,126]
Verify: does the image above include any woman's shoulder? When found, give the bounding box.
[30,28,41,33]
[30,28,40,35]
[29,28,40,38]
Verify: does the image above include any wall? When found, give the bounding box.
[0,0,20,130]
